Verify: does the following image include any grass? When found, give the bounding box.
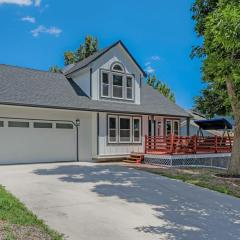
[0,185,64,240]
[135,166,240,198]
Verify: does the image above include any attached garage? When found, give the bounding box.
[0,118,77,164]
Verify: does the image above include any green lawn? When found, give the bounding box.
[0,185,64,240]
[135,166,240,198]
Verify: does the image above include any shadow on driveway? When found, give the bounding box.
[33,164,240,240]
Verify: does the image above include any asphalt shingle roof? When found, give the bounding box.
[0,64,189,117]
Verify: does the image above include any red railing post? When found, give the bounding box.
[170,134,174,154]
[215,135,218,153]
[194,135,197,153]
[144,135,147,154]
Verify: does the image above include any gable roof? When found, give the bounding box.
[64,40,147,77]
[0,64,189,117]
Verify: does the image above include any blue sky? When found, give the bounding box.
[0,0,203,109]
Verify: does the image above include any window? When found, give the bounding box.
[108,115,141,144]
[166,120,172,136]
[101,72,110,97]
[100,64,135,101]
[126,76,133,99]
[173,121,179,135]
[8,121,29,128]
[0,121,3,127]
[119,117,132,143]
[33,122,52,128]
[108,116,118,143]
[112,74,123,98]
[56,123,74,129]
[133,117,141,143]
[165,119,180,136]
[112,63,124,72]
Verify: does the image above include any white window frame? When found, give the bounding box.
[126,76,134,100]
[112,63,124,73]
[108,115,118,143]
[100,69,135,101]
[119,116,132,143]
[112,73,124,100]
[101,71,110,98]
[133,117,141,143]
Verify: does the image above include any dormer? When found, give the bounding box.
[64,41,146,105]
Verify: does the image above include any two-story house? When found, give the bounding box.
[0,41,190,164]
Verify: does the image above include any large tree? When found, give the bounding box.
[49,35,98,72]
[147,74,175,102]
[192,0,240,175]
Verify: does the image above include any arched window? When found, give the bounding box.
[111,62,124,72]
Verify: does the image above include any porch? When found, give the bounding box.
[144,135,233,155]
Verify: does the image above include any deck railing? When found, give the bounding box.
[145,135,233,155]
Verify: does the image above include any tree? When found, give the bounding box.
[49,35,98,72]
[192,0,240,175]
[48,65,62,73]
[147,74,176,102]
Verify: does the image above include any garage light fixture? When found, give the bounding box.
[75,119,80,127]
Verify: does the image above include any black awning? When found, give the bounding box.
[194,118,232,130]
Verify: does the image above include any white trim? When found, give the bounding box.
[119,116,132,143]
[108,115,118,143]
[133,117,141,143]
[111,62,125,73]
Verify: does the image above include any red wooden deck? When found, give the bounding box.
[145,135,233,155]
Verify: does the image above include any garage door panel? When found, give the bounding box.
[0,119,76,164]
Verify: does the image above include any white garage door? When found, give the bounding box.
[0,118,77,164]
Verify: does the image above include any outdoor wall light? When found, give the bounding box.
[76,119,80,127]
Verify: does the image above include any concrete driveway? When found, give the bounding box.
[0,162,239,240]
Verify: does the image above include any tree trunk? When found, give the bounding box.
[226,79,240,175]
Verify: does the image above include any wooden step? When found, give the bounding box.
[123,159,138,164]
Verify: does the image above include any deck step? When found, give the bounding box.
[123,153,144,164]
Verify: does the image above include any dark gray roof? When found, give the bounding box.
[64,40,147,77]
[0,64,189,117]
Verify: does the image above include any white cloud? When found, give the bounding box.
[21,16,35,23]
[151,55,161,61]
[0,0,32,5]
[0,0,40,6]
[145,66,155,74]
[31,25,62,37]
[34,0,40,6]
[145,61,151,66]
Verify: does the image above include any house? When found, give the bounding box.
[0,41,190,164]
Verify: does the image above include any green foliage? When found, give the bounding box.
[192,0,240,116]
[147,74,175,102]
[0,186,63,239]
[49,65,62,73]
[64,35,98,65]
[49,35,98,72]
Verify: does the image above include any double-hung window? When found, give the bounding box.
[101,72,110,97]
[108,115,118,143]
[126,76,133,100]
[112,74,123,99]
[119,116,132,143]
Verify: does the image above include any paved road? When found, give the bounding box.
[0,162,239,240]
